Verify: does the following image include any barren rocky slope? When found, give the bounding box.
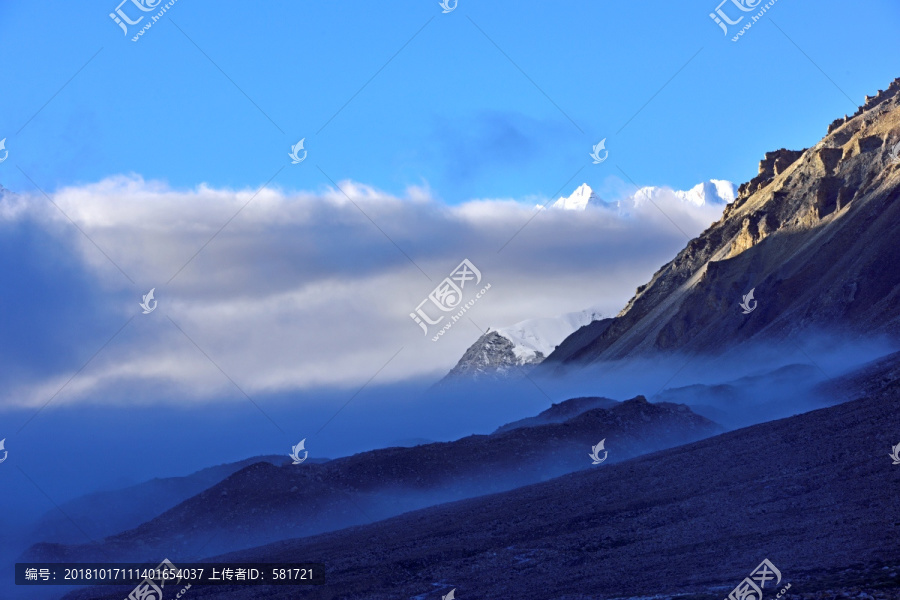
[545,79,900,365]
[66,365,900,600]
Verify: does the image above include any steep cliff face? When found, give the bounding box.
[547,78,900,365]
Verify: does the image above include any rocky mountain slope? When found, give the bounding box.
[544,79,900,366]
[69,360,900,600]
[26,398,718,563]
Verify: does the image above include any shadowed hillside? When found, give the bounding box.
[27,397,718,563]
[68,368,900,600]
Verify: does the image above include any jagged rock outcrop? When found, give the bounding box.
[544,76,900,366]
[736,148,806,199]
[827,79,900,133]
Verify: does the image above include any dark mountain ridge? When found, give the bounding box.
[26,455,293,545]
[493,395,619,433]
[26,397,719,564]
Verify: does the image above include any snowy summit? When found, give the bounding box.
[548,180,736,212]
[443,308,603,380]
[551,183,608,210]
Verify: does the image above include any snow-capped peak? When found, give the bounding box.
[546,180,734,213]
[551,183,604,211]
[632,179,736,208]
[675,179,736,206]
[493,307,603,363]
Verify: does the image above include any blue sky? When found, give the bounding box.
[1,0,898,202]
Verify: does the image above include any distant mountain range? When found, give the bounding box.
[548,179,736,211]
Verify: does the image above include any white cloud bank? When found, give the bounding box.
[0,176,732,408]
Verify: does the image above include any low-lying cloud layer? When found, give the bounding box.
[0,176,732,408]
